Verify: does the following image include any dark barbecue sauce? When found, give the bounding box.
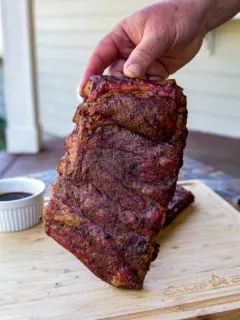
[0,192,33,201]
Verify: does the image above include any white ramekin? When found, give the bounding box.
[0,178,45,232]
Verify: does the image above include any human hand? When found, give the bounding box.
[79,0,240,94]
[79,0,205,93]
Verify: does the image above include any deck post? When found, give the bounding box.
[1,0,41,153]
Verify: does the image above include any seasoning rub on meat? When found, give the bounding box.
[43,75,188,289]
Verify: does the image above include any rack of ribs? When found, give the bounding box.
[43,75,189,289]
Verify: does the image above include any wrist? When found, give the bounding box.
[165,0,210,37]
[197,0,240,33]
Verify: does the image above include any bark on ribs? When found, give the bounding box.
[165,185,194,226]
[151,185,195,262]
[43,75,188,289]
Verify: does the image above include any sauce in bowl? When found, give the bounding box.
[0,192,33,202]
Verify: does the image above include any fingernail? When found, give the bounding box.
[125,64,142,78]
[148,76,163,82]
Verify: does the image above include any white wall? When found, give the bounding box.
[0,3,3,57]
[34,0,240,138]
[175,20,240,137]
[0,2,5,119]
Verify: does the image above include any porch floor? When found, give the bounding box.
[0,131,239,179]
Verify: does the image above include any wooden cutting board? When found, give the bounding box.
[0,180,240,320]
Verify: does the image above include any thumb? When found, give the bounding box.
[124,36,167,78]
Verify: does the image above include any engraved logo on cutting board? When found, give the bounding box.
[163,274,240,297]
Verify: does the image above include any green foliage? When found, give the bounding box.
[0,139,5,150]
[0,117,5,129]
[0,117,5,150]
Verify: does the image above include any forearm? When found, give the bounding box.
[197,0,240,32]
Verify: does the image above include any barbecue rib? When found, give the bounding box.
[151,184,194,262]
[43,75,188,289]
[165,185,194,226]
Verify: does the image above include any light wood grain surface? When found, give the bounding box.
[0,180,240,320]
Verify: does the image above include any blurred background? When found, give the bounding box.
[0,0,239,178]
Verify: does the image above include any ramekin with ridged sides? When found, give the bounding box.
[0,178,45,232]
